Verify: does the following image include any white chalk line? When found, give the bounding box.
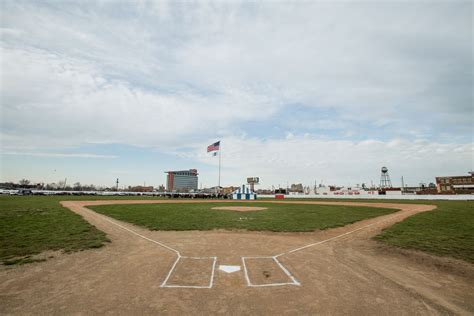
[275,210,409,258]
[273,257,300,286]
[161,256,217,289]
[78,205,218,289]
[210,256,217,288]
[160,256,181,287]
[82,206,180,256]
[242,210,413,288]
[73,202,420,289]
[241,256,300,287]
[241,256,251,286]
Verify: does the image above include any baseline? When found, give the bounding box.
[78,204,219,289]
[245,204,433,288]
[71,203,181,256]
[274,209,414,258]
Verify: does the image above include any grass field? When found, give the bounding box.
[270,198,473,263]
[374,200,474,263]
[0,196,125,265]
[1,196,473,265]
[89,202,395,232]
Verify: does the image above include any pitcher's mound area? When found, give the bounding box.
[211,206,268,212]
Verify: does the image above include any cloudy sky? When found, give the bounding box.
[1,0,473,188]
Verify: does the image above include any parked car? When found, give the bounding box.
[18,189,33,195]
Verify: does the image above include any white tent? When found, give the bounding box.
[232,184,257,200]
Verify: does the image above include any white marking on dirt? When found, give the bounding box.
[273,257,300,286]
[242,210,418,287]
[76,204,218,289]
[275,211,409,258]
[161,256,217,289]
[209,257,217,288]
[66,201,428,289]
[241,256,300,287]
[160,256,182,287]
[81,205,180,256]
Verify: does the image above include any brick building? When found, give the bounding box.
[435,172,474,194]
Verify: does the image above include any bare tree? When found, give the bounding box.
[58,180,66,189]
[46,183,57,190]
[18,179,30,186]
[157,185,165,192]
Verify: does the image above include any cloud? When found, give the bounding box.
[1,1,472,186]
[2,1,472,149]
[191,135,473,187]
[1,46,280,150]
[2,151,117,159]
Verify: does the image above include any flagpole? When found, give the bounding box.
[218,143,221,191]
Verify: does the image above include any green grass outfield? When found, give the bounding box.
[1,196,473,265]
[0,195,178,265]
[261,198,474,263]
[373,200,474,263]
[0,195,158,265]
[89,202,394,232]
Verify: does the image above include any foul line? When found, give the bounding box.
[78,205,218,289]
[275,211,410,258]
[241,210,414,288]
[81,206,181,256]
[69,201,426,289]
[160,256,182,287]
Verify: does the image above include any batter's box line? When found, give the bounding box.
[161,256,217,289]
[241,256,300,287]
[80,207,217,289]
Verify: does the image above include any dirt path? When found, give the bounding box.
[1,200,473,315]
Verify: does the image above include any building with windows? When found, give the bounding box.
[435,172,474,194]
[165,169,198,192]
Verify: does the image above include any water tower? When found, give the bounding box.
[380,166,392,188]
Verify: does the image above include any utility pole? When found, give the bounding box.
[116,178,119,191]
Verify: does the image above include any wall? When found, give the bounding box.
[258,194,474,201]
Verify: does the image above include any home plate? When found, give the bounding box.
[219,265,241,273]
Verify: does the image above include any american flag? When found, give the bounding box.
[207,141,220,153]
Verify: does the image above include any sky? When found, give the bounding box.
[1,0,473,189]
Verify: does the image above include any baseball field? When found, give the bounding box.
[1,196,473,314]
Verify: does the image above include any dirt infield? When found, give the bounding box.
[211,206,268,212]
[1,200,473,315]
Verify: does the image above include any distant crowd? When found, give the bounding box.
[0,188,232,199]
